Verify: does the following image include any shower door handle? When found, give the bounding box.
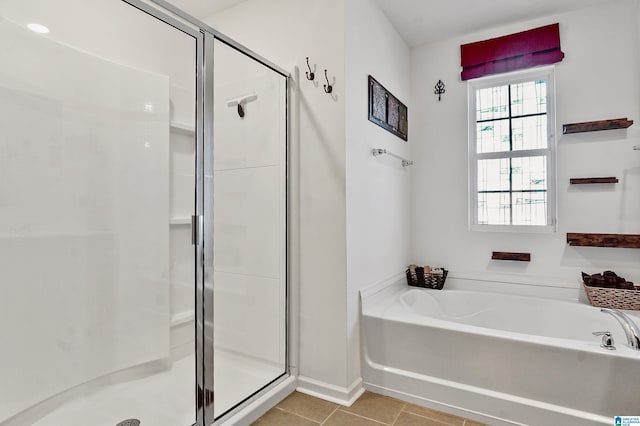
[191,215,203,245]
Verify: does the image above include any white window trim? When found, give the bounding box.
[468,66,557,233]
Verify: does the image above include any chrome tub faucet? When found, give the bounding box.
[601,308,640,350]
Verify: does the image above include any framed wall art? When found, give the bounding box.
[368,75,408,141]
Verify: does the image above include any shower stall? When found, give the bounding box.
[0,0,290,425]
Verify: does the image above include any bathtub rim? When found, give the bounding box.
[360,275,640,358]
[360,272,585,301]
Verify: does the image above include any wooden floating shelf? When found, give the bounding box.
[491,251,531,262]
[562,117,633,134]
[567,233,640,249]
[570,177,619,184]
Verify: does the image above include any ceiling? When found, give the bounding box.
[163,0,612,46]
[375,0,612,46]
[163,0,247,20]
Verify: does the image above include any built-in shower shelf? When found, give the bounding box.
[170,217,191,225]
[170,121,195,135]
[562,117,633,134]
[171,310,195,327]
[567,233,640,249]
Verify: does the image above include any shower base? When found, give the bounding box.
[214,350,284,418]
[32,355,195,426]
[16,350,281,426]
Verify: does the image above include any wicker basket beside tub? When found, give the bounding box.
[583,284,640,310]
[406,268,448,290]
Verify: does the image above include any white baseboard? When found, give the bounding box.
[296,376,365,407]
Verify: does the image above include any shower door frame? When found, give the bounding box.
[122,1,292,425]
[202,30,292,424]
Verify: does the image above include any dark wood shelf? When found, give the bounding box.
[570,177,619,184]
[567,233,640,249]
[562,118,633,134]
[491,251,531,262]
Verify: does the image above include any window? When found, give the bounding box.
[468,68,556,231]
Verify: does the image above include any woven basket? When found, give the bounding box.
[583,284,640,310]
[406,268,448,290]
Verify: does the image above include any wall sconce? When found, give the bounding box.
[434,80,445,101]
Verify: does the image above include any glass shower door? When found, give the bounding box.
[0,1,198,424]
[212,38,288,419]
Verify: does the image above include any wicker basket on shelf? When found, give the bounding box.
[583,284,640,311]
[406,267,448,290]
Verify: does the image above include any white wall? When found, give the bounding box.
[411,0,640,289]
[204,0,350,393]
[205,0,640,405]
[207,0,412,398]
[345,0,411,388]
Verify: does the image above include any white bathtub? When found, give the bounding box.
[360,278,640,426]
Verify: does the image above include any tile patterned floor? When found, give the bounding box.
[252,391,487,426]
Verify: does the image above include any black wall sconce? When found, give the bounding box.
[434,79,445,101]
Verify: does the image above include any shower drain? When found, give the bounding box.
[115,420,140,426]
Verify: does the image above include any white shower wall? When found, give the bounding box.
[213,41,287,367]
[0,0,198,335]
[0,20,171,422]
[0,0,198,421]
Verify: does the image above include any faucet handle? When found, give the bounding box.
[593,331,616,350]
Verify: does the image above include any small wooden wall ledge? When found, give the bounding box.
[567,233,640,249]
[562,117,633,134]
[570,177,619,184]
[491,251,531,261]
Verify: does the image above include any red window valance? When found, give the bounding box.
[460,23,564,81]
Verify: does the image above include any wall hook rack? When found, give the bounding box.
[305,57,315,81]
[323,70,333,94]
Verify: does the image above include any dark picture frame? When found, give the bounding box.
[368,75,408,141]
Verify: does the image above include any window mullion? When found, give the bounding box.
[476,111,546,124]
[475,148,550,160]
[508,84,513,225]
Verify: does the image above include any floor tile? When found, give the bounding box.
[341,391,405,424]
[275,391,338,422]
[394,411,450,425]
[324,409,386,425]
[463,420,488,426]
[255,390,483,426]
[402,403,465,426]
[253,407,319,425]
